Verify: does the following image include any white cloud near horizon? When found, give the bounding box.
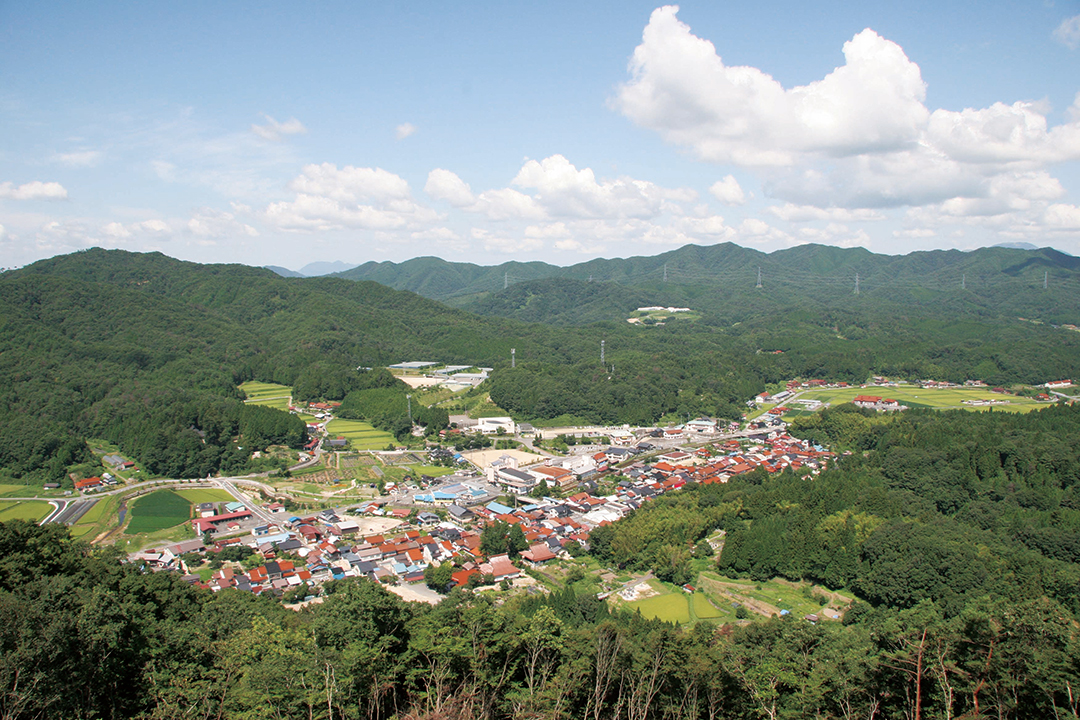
[0,181,69,200]
[265,163,438,232]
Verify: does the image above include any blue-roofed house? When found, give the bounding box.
[486,501,515,515]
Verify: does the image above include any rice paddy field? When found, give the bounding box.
[126,490,192,534]
[792,385,1043,416]
[324,419,396,450]
[0,500,51,522]
[239,381,293,411]
[629,591,692,624]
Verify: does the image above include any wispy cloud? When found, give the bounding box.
[251,115,307,141]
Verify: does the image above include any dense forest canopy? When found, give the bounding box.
[1,247,1078,482]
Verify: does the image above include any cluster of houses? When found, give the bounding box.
[852,395,906,412]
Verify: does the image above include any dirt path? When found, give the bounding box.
[772,577,853,606]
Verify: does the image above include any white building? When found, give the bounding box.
[476,417,516,434]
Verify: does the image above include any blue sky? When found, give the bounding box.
[2,1,1080,270]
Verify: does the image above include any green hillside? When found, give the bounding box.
[2,246,1079,486]
[337,242,1080,326]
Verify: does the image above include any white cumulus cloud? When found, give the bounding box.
[396,122,417,140]
[511,154,694,218]
[425,169,477,207]
[708,175,746,205]
[266,163,437,232]
[616,7,928,166]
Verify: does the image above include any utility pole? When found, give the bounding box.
[511,348,516,369]
[756,267,763,289]
[600,340,605,365]
[854,273,860,295]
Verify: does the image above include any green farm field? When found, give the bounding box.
[126,490,191,534]
[175,488,234,504]
[239,381,293,403]
[69,496,118,539]
[0,500,51,522]
[629,591,691,624]
[793,386,1042,415]
[692,592,723,619]
[325,419,396,450]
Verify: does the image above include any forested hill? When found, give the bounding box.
[3,247,1080,485]
[335,243,1080,326]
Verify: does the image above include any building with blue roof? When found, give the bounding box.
[486,501,515,515]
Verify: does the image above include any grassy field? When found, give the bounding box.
[239,381,293,399]
[0,500,52,522]
[630,590,692,624]
[69,496,118,539]
[696,572,850,620]
[0,484,42,498]
[126,490,192,534]
[692,592,724,619]
[175,488,235,504]
[792,385,1042,416]
[324,419,396,450]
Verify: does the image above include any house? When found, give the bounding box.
[191,509,254,534]
[479,554,520,581]
[529,465,575,489]
[447,504,473,521]
[74,477,103,492]
[520,543,557,565]
[685,418,717,433]
[658,451,693,465]
[853,395,882,408]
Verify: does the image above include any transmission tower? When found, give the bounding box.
[1045,271,1048,289]
[504,272,509,290]
[600,340,605,365]
[511,348,516,369]
[663,264,668,282]
[756,267,763,289]
[854,273,860,295]
[962,274,966,290]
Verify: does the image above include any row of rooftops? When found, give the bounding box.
[138,424,838,599]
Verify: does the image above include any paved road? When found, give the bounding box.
[216,478,278,526]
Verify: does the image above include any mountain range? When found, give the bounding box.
[313,242,1080,325]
